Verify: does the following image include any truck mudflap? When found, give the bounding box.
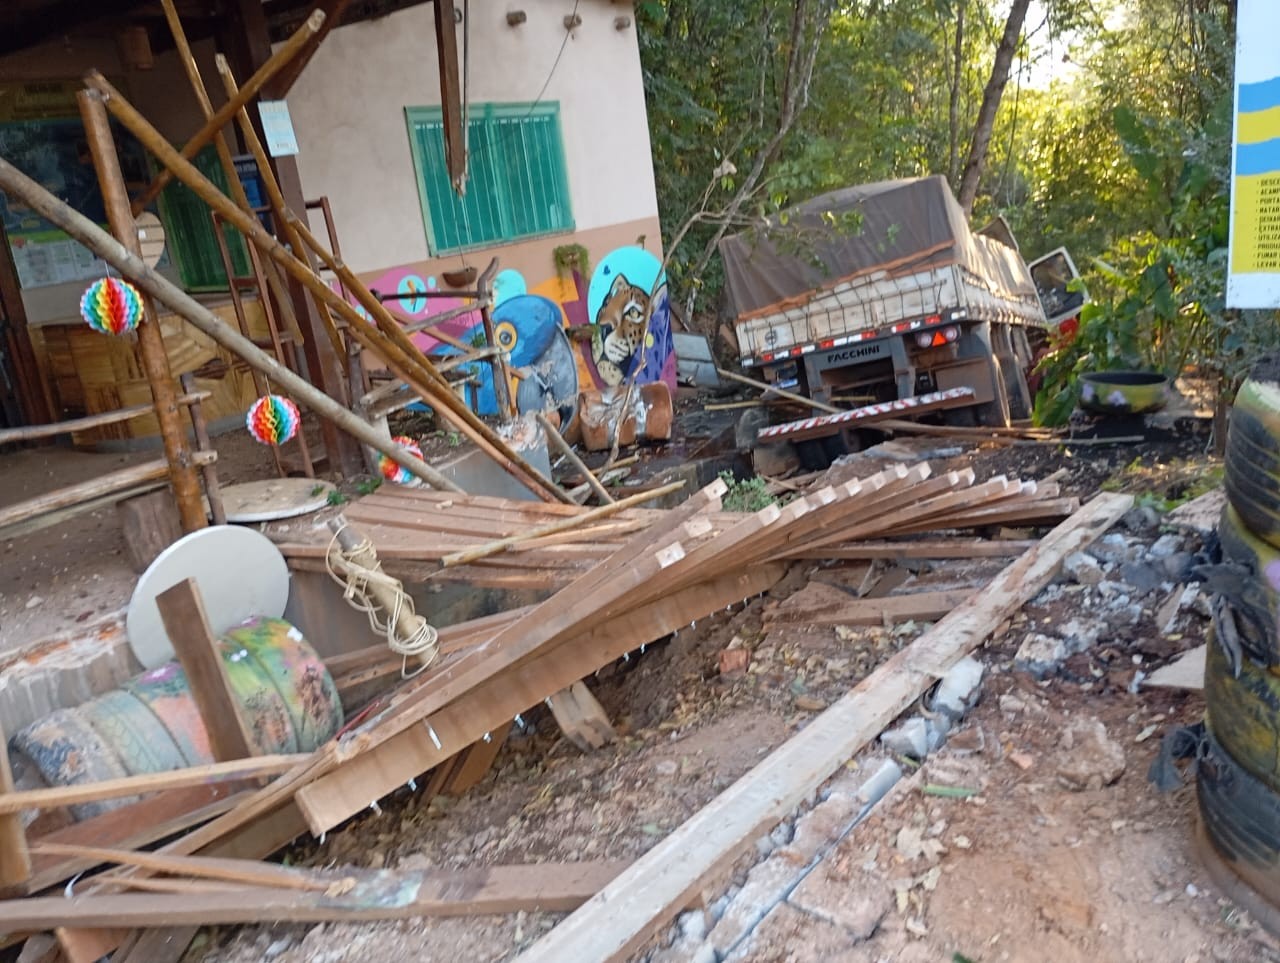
[756,386,976,444]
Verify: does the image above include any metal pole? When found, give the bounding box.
[77,90,208,533]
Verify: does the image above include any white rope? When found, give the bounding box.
[325,522,440,678]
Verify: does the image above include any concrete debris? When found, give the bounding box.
[1056,718,1126,791]
[1120,505,1163,534]
[1014,633,1073,679]
[1118,560,1164,595]
[880,717,930,759]
[1147,533,1185,559]
[930,655,985,720]
[1166,487,1225,536]
[1062,551,1104,586]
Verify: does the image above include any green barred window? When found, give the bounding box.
[158,146,251,291]
[405,102,574,255]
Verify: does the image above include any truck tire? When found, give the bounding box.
[1205,636,1280,792]
[1198,729,1280,898]
[1217,503,1280,665]
[1226,369,1280,549]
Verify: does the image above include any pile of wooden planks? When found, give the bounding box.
[0,462,1084,960]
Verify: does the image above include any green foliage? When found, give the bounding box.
[326,489,349,507]
[718,470,777,513]
[355,477,382,496]
[552,243,591,281]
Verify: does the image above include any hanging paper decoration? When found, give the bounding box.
[80,278,144,335]
[377,435,423,485]
[245,394,301,446]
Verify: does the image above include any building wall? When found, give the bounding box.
[285,0,674,398]
[286,0,660,273]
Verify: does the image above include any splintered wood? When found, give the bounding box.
[0,461,1085,945]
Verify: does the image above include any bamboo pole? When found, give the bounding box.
[87,69,569,505]
[537,412,613,505]
[0,156,464,493]
[77,90,207,533]
[160,0,308,352]
[715,367,841,414]
[180,374,226,525]
[212,54,344,360]
[0,392,208,445]
[440,481,683,568]
[287,217,575,504]
[129,10,327,215]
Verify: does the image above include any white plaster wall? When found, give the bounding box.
[284,0,659,273]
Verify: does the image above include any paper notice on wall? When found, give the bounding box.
[1228,0,1280,307]
[258,100,299,157]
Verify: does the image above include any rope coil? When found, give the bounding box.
[325,521,439,678]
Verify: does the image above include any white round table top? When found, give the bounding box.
[126,525,290,670]
[219,478,336,523]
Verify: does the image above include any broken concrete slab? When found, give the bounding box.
[788,862,892,940]
[1166,487,1225,536]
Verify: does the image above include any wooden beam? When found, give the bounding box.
[0,755,309,816]
[513,492,1135,963]
[128,10,328,215]
[763,588,975,627]
[433,0,465,190]
[0,719,31,895]
[0,455,212,533]
[792,538,1038,560]
[0,156,462,493]
[263,0,356,99]
[157,579,256,762]
[0,392,209,445]
[78,89,207,534]
[0,861,629,928]
[293,564,782,834]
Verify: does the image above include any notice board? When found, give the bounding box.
[1228,0,1280,307]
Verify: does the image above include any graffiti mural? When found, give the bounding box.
[346,245,677,420]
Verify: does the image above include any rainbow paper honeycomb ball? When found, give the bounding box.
[80,278,144,335]
[378,435,423,485]
[246,394,301,446]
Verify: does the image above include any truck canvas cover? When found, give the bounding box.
[719,175,1038,322]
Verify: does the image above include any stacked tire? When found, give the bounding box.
[1203,360,1280,908]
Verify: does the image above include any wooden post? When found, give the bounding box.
[218,0,366,480]
[537,412,614,504]
[0,219,53,427]
[433,0,466,190]
[156,579,256,762]
[76,90,207,534]
[0,155,464,491]
[180,373,225,525]
[476,258,515,418]
[0,720,31,895]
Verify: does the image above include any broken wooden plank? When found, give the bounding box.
[513,492,1134,963]
[790,538,1038,560]
[0,755,309,816]
[156,579,256,762]
[547,682,616,752]
[440,482,681,567]
[764,589,975,627]
[0,719,30,895]
[0,861,629,929]
[294,564,784,834]
[440,722,512,795]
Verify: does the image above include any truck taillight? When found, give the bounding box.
[914,325,960,349]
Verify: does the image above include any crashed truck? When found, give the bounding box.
[719,175,1082,465]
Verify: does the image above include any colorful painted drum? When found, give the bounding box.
[8,617,342,821]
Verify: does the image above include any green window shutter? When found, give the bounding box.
[406,102,574,255]
[158,146,251,291]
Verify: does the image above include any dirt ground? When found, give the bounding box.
[0,417,324,653]
[179,418,1280,963]
[2,400,1269,963]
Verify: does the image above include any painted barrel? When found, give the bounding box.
[8,617,342,821]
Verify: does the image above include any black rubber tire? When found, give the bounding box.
[1205,637,1280,792]
[1198,730,1280,886]
[1217,503,1280,664]
[1226,370,1280,549]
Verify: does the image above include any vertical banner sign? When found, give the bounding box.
[1228,0,1280,307]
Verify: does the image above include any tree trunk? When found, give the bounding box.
[957,0,1031,216]
[680,0,832,325]
[947,0,966,188]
